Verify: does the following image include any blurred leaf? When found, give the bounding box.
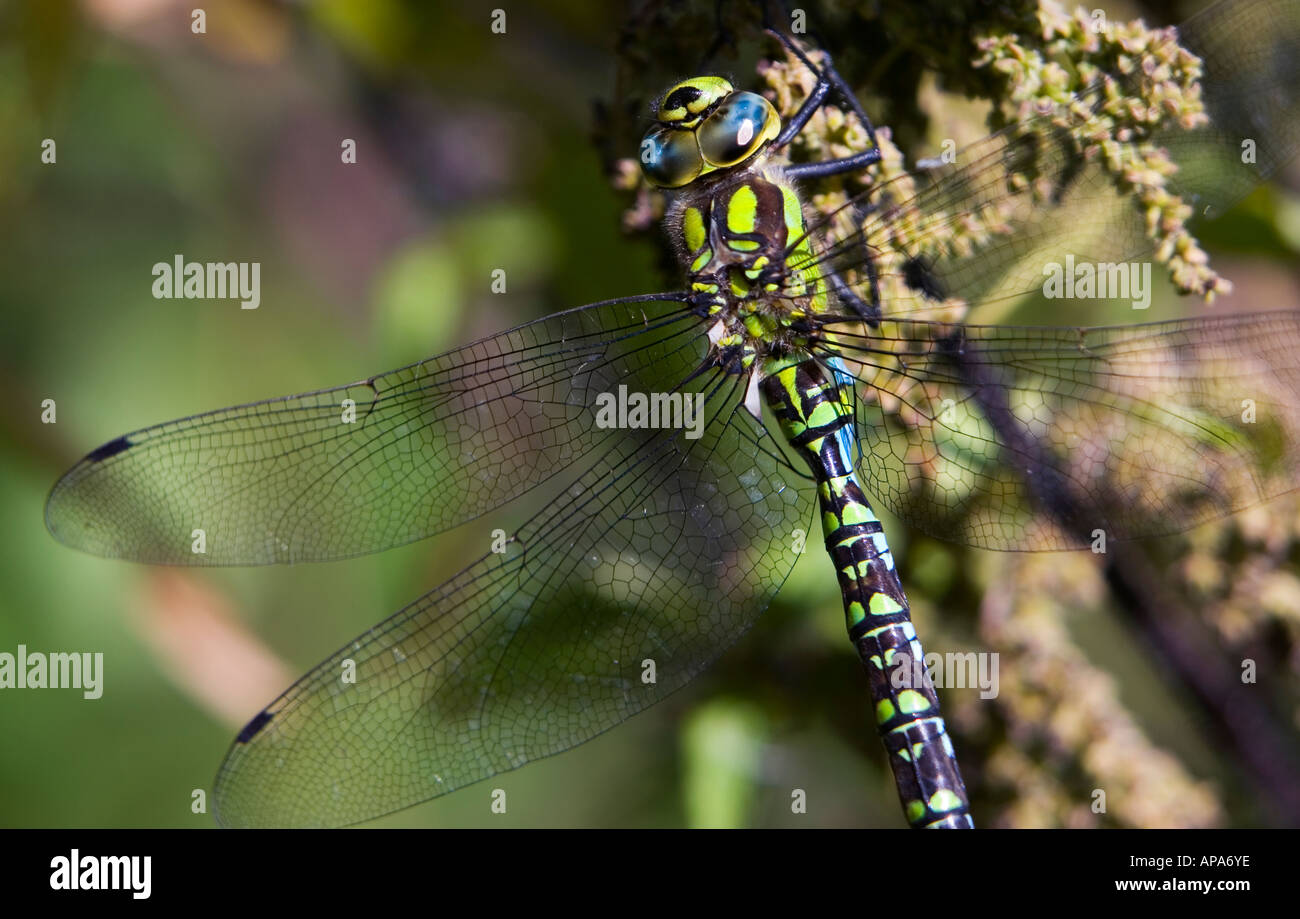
[373,233,465,364]
[682,699,766,828]
[15,0,81,114]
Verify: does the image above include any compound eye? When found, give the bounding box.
[698,92,779,168]
[639,124,704,188]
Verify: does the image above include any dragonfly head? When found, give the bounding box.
[639,76,780,188]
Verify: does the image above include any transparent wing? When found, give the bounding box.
[45,294,701,565]
[798,0,1300,319]
[212,364,815,827]
[785,0,1300,550]
[818,310,1300,550]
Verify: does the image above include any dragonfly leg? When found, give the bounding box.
[765,30,883,180]
[826,264,880,325]
[815,194,883,324]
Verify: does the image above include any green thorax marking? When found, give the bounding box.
[671,167,828,368]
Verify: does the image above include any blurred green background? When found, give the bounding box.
[2,0,1298,828]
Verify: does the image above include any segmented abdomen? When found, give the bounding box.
[762,357,973,828]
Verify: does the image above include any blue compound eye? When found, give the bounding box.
[698,92,779,168]
[639,124,704,188]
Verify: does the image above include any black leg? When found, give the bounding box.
[784,150,881,181]
[780,31,879,146]
[762,26,887,320]
[765,29,882,176]
[826,263,881,325]
[774,74,835,146]
[791,189,885,323]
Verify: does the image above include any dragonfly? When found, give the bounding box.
[44,0,1300,827]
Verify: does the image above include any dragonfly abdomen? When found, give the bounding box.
[762,358,974,828]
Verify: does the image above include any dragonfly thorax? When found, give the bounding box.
[667,165,830,373]
[638,76,829,373]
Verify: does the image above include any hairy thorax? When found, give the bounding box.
[666,163,829,374]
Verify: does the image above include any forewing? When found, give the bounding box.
[45,295,699,565]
